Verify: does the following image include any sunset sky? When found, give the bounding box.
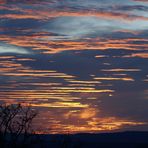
[0,0,148,133]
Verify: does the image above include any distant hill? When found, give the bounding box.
[33,131,148,148]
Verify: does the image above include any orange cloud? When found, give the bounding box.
[1,6,148,21]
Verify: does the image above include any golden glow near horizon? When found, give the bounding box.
[35,107,146,134]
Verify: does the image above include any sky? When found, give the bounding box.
[0,0,148,134]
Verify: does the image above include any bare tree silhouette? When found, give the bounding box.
[0,103,37,148]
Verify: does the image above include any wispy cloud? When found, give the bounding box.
[0,43,30,54]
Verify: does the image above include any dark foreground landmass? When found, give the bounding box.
[29,131,148,148]
[2,131,148,148]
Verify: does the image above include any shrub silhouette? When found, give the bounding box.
[0,103,37,148]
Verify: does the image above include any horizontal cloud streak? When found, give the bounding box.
[0,43,30,54]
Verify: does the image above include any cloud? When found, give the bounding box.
[44,16,122,38]
[133,0,148,2]
[113,5,148,11]
[0,43,30,54]
[43,16,148,38]
[0,0,148,133]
